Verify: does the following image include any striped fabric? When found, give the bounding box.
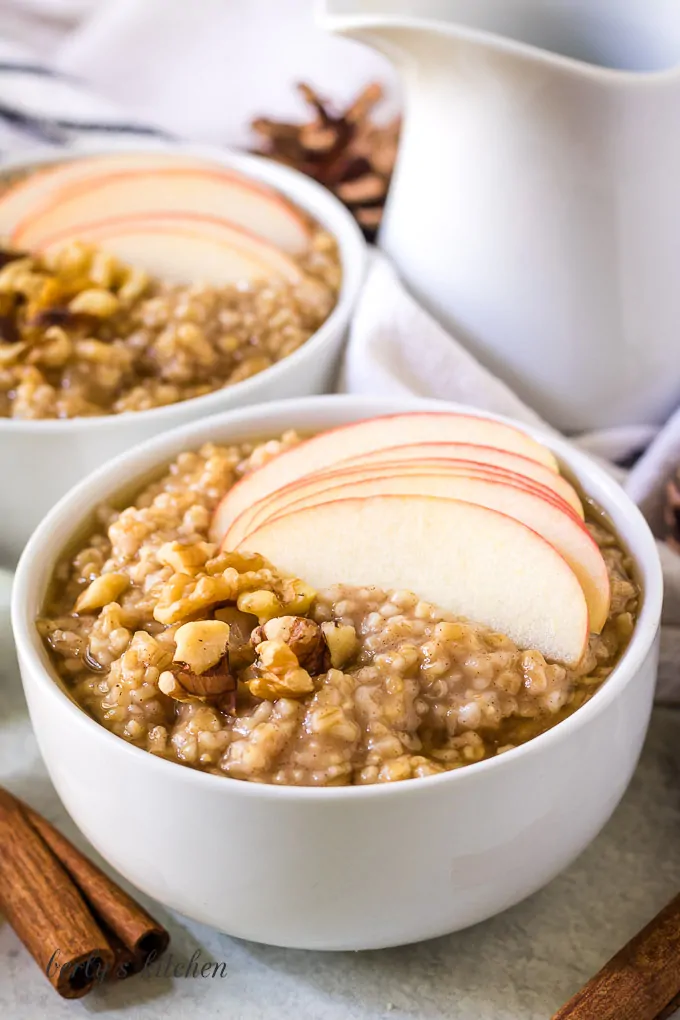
[0,42,170,156]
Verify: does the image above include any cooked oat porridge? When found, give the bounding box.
[0,235,339,419]
[39,432,640,787]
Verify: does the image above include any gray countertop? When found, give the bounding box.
[1,575,679,1020]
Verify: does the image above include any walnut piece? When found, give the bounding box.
[159,670,194,702]
[74,572,129,613]
[278,578,317,616]
[236,578,317,623]
[156,540,215,575]
[68,287,120,317]
[246,636,315,701]
[248,668,314,700]
[208,550,269,574]
[237,589,283,622]
[117,267,150,304]
[256,639,299,672]
[321,621,358,668]
[159,664,236,709]
[252,616,328,673]
[173,620,231,674]
[0,341,27,365]
[154,569,239,624]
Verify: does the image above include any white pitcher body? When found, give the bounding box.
[321,1,680,431]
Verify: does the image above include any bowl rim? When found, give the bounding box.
[11,393,664,801]
[0,141,366,433]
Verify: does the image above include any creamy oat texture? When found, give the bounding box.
[0,231,339,419]
[39,434,640,786]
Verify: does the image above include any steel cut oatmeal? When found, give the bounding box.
[38,432,641,787]
[0,236,340,419]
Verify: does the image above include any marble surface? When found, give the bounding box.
[1,572,679,1020]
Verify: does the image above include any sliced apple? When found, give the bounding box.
[246,472,609,633]
[237,495,590,666]
[315,441,584,519]
[231,459,582,550]
[41,214,303,285]
[0,153,226,237]
[240,460,579,535]
[211,413,560,542]
[13,164,311,254]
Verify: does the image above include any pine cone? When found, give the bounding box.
[251,82,400,241]
[664,468,680,552]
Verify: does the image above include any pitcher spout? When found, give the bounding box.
[316,0,425,66]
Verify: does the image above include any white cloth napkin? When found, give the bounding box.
[0,39,677,701]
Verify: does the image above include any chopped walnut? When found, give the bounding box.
[320,621,358,668]
[74,572,129,613]
[173,619,231,674]
[246,637,315,700]
[237,589,283,622]
[69,287,120,317]
[206,550,270,575]
[278,577,317,616]
[153,569,239,624]
[117,266,150,304]
[256,639,299,673]
[159,670,194,702]
[248,667,315,701]
[0,340,26,365]
[252,616,329,674]
[156,540,215,575]
[159,664,237,713]
[26,325,73,367]
[236,577,317,622]
[161,665,234,699]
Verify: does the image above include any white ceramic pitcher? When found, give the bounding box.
[320,0,680,431]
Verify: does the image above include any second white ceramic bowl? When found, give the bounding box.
[0,144,366,564]
[11,395,662,950]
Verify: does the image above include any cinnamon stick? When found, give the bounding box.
[552,893,680,1019]
[0,789,114,998]
[345,82,383,124]
[21,801,169,967]
[355,207,384,231]
[299,122,341,154]
[95,921,141,981]
[656,989,680,1020]
[335,173,387,205]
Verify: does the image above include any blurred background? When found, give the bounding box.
[0,0,400,144]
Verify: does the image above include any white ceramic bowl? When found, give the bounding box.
[0,143,366,564]
[11,395,662,950]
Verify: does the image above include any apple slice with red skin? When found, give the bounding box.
[41,214,303,285]
[0,153,230,236]
[211,413,560,542]
[239,460,579,532]
[238,471,609,633]
[237,495,590,666]
[233,457,583,546]
[313,441,583,518]
[236,450,583,538]
[13,163,311,254]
